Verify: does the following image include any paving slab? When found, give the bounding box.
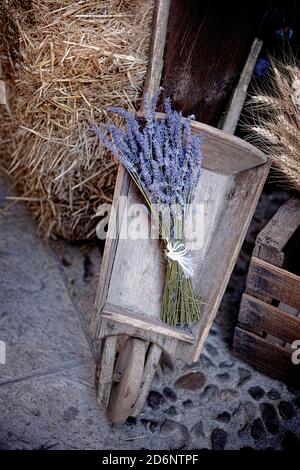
[0,177,93,383]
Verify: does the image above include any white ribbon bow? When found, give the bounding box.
[165,239,195,279]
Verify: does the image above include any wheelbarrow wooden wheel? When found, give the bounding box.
[107,337,146,424]
[96,335,162,424]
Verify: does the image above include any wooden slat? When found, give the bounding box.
[96,317,183,362]
[246,257,300,310]
[252,243,284,268]
[141,0,170,102]
[239,293,300,344]
[96,335,117,409]
[233,327,300,388]
[256,196,300,253]
[91,166,129,336]
[191,117,266,173]
[253,196,300,266]
[222,38,262,134]
[107,338,146,425]
[102,303,195,343]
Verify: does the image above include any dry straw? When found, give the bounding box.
[0,0,154,239]
[246,57,300,192]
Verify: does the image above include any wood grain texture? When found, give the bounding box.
[191,162,269,361]
[141,0,170,104]
[234,197,300,387]
[161,0,268,125]
[91,166,129,336]
[107,337,146,424]
[233,327,300,388]
[96,316,183,359]
[96,335,117,409]
[131,342,162,416]
[222,38,262,134]
[239,293,300,344]
[246,257,300,310]
[102,303,195,343]
[253,196,300,267]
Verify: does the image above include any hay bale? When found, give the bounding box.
[0,0,154,239]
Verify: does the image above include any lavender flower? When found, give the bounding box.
[94,93,204,211]
[94,94,205,327]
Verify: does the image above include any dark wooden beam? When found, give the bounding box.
[161,0,269,125]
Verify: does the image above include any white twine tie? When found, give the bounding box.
[165,239,195,279]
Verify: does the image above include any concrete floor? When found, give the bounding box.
[0,176,299,450]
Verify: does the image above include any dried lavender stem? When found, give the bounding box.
[161,257,199,326]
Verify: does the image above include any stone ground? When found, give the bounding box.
[0,175,300,450]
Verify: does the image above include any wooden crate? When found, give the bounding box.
[233,196,300,387]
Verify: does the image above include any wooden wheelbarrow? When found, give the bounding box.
[91,0,270,424]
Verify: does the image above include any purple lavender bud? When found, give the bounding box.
[93,93,205,237]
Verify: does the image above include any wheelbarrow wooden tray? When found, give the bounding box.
[93,120,268,364]
[90,0,270,423]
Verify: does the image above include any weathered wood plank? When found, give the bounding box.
[253,196,300,266]
[161,0,268,125]
[192,162,269,361]
[91,166,129,337]
[252,244,284,269]
[96,316,182,361]
[102,303,195,343]
[256,196,300,253]
[246,257,300,310]
[233,327,300,388]
[131,343,162,416]
[141,0,170,103]
[222,38,262,134]
[239,293,300,344]
[96,335,117,409]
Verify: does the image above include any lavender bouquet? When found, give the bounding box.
[94,94,204,326]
